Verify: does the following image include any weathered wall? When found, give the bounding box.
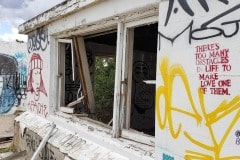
[14,121,66,160]
[26,27,50,117]
[19,0,160,35]
[14,112,130,160]
[156,1,240,159]
[0,41,27,114]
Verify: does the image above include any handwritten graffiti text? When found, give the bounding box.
[27,101,48,117]
[195,43,232,95]
[28,28,49,53]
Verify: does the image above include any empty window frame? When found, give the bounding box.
[57,31,117,125]
[84,31,117,124]
[57,39,86,113]
[129,23,157,136]
[120,18,158,145]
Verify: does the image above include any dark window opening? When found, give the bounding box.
[64,43,87,113]
[130,23,158,136]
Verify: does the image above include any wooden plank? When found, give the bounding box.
[73,37,95,113]
[121,129,155,146]
[125,28,134,129]
[86,42,116,56]
[57,42,66,107]
[0,137,12,144]
[66,96,84,107]
[112,22,124,138]
[143,80,156,84]
[1,150,27,160]
[60,107,74,114]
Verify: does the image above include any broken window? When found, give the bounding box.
[57,31,117,125]
[57,20,157,144]
[124,23,158,136]
[57,39,87,114]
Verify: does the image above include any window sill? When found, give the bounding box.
[50,111,155,159]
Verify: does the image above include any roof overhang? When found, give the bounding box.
[18,0,104,34]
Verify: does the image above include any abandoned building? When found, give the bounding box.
[14,0,240,159]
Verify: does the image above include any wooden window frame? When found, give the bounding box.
[54,12,158,147]
[119,16,159,146]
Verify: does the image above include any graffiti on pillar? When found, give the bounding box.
[156,1,240,159]
[0,53,27,114]
[27,53,48,117]
[27,27,50,118]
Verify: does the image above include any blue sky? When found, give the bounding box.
[0,24,12,35]
[0,0,65,42]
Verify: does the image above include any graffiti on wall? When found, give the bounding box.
[131,51,156,135]
[25,132,57,160]
[27,53,47,101]
[0,53,27,114]
[28,28,49,54]
[158,0,240,49]
[156,1,240,159]
[196,43,231,95]
[156,57,240,159]
[27,27,49,117]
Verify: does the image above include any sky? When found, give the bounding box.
[0,0,65,42]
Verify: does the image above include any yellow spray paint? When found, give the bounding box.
[156,56,240,159]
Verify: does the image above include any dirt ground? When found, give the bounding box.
[0,114,15,138]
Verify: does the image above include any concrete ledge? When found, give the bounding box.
[13,112,155,160]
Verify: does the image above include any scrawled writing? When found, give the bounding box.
[195,43,231,95]
[235,130,240,145]
[164,0,229,26]
[28,101,48,117]
[28,28,49,53]
[158,1,240,49]
[60,133,86,152]
[25,132,56,160]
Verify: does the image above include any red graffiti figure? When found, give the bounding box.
[27,53,47,101]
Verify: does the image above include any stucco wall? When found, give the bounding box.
[26,27,50,118]
[0,41,27,114]
[156,1,240,159]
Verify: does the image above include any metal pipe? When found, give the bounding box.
[31,123,56,160]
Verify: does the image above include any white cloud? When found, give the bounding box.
[0,0,65,42]
[0,27,27,42]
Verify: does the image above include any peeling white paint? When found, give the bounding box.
[19,0,160,35]
[18,0,103,34]
[16,112,154,159]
